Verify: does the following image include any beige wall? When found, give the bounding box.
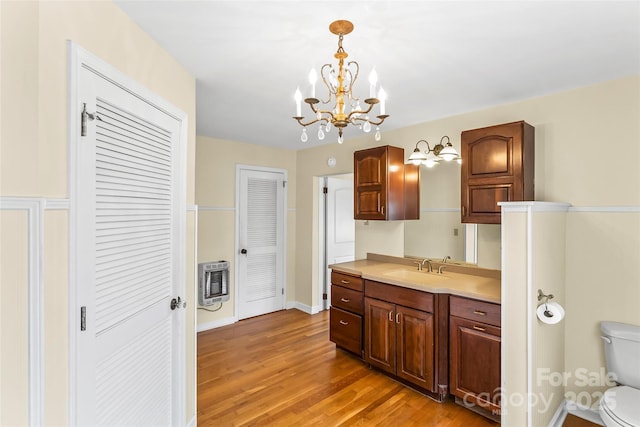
[195,136,297,327]
[564,211,640,399]
[1,0,197,424]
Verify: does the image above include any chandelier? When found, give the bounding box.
[293,20,389,144]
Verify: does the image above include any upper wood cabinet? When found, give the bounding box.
[354,145,419,220]
[461,121,534,224]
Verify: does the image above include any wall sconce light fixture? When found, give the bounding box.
[407,136,461,168]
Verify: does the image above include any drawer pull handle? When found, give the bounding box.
[340,280,350,284]
[388,311,393,321]
[473,310,487,316]
[473,325,486,332]
[396,312,401,324]
[340,298,350,303]
[339,320,349,326]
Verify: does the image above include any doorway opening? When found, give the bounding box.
[317,174,355,311]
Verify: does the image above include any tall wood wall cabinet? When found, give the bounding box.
[461,121,534,224]
[354,145,420,220]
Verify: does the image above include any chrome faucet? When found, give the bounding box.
[421,258,433,273]
[441,255,451,263]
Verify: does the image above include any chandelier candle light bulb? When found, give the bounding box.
[369,69,378,98]
[292,20,389,144]
[378,87,387,115]
[309,69,317,98]
[295,87,302,117]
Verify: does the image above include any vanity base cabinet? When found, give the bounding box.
[364,280,438,394]
[449,296,501,416]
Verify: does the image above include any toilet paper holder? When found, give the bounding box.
[537,289,554,303]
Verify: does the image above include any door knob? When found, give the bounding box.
[170,297,182,310]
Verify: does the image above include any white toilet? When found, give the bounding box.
[599,321,640,427]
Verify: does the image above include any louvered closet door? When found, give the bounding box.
[238,168,285,319]
[75,62,185,426]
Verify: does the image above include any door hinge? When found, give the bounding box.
[322,292,328,300]
[80,306,86,331]
[283,181,287,188]
[281,288,284,295]
[80,103,102,136]
[323,186,328,194]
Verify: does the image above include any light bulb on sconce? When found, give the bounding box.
[407,136,461,167]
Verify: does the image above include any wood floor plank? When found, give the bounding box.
[197,309,498,426]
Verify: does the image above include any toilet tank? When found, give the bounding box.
[601,321,640,389]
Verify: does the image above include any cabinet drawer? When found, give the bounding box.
[330,307,362,355]
[365,280,434,313]
[331,285,363,315]
[331,271,363,292]
[450,295,501,327]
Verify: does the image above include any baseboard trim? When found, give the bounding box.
[196,303,325,332]
[548,400,569,427]
[196,316,237,332]
[286,301,323,314]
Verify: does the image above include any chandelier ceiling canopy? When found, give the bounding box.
[293,20,389,144]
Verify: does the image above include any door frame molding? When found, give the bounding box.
[67,41,188,426]
[234,165,288,320]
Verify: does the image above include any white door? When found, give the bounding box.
[71,46,186,426]
[237,167,286,320]
[324,175,355,308]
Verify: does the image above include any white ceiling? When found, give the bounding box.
[114,1,640,150]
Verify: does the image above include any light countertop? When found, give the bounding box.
[330,257,501,304]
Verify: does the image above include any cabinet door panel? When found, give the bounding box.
[364,298,395,373]
[356,191,382,216]
[397,305,435,391]
[468,136,511,176]
[468,185,511,214]
[354,146,387,220]
[355,157,383,185]
[450,316,501,412]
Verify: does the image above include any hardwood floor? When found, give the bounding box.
[197,309,498,426]
[562,414,602,427]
